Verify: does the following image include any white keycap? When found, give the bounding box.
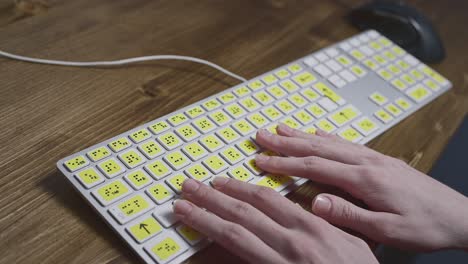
[318,97,338,112]
[315,52,329,62]
[349,38,360,46]
[358,34,370,43]
[360,46,374,56]
[403,54,419,66]
[154,202,178,228]
[368,30,379,39]
[313,64,332,77]
[325,48,339,57]
[108,194,155,224]
[328,75,346,88]
[325,60,342,72]
[339,70,357,82]
[339,42,352,51]
[303,56,318,67]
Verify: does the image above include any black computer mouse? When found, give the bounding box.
[349,1,445,63]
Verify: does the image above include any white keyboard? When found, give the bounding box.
[57,30,451,264]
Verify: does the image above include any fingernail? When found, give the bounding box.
[173,199,193,215]
[182,179,200,194]
[312,195,331,215]
[279,123,293,132]
[259,129,273,137]
[212,176,229,188]
[255,154,269,164]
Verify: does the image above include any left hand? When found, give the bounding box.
[173,178,378,264]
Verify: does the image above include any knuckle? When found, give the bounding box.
[230,202,253,220]
[252,185,277,201]
[338,204,358,222]
[306,139,324,153]
[194,184,212,201]
[220,224,246,245]
[302,156,321,170]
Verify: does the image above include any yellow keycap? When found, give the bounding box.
[369,92,388,105]
[396,60,410,70]
[378,37,391,46]
[109,137,132,152]
[329,106,359,126]
[351,65,366,77]
[128,216,162,243]
[164,151,190,170]
[289,93,308,107]
[385,103,403,117]
[350,49,365,60]
[392,46,405,56]
[218,92,236,104]
[248,80,265,91]
[145,160,171,179]
[420,66,448,85]
[192,117,216,134]
[267,85,287,99]
[182,142,208,161]
[225,103,247,118]
[316,119,337,133]
[239,97,261,112]
[383,50,396,60]
[280,80,299,92]
[244,158,262,175]
[185,163,211,181]
[282,117,301,129]
[233,86,251,97]
[253,91,274,105]
[167,113,188,126]
[203,155,228,174]
[64,155,89,172]
[256,174,293,191]
[75,167,104,188]
[374,109,394,123]
[395,98,412,110]
[275,99,296,114]
[125,169,152,189]
[377,69,393,80]
[146,183,174,204]
[166,174,188,193]
[275,69,291,79]
[262,74,278,85]
[176,225,204,245]
[148,237,184,262]
[292,71,317,87]
[306,103,327,118]
[228,165,254,182]
[94,179,131,205]
[98,158,125,178]
[199,134,224,152]
[373,54,387,64]
[313,82,344,105]
[424,79,440,91]
[138,140,165,159]
[119,149,146,169]
[209,110,232,126]
[231,119,255,136]
[293,110,314,125]
[406,85,431,102]
[129,128,151,143]
[216,127,240,144]
[247,112,269,128]
[369,41,382,50]
[185,106,205,119]
[175,124,200,142]
[301,88,320,101]
[410,69,424,80]
[338,127,363,143]
[288,63,303,73]
[303,126,317,134]
[87,146,111,162]
[387,64,401,74]
[391,79,407,91]
[110,194,153,224]
[157,132,182,150]
[401,74,416,85]
[266,124,278,134]
[220,146,244,165]
[202,99,221,111]
[262,106,283,121]
[149,121,171,135]
[353,117,379,136]
[336,55,352,66]
[236,139,259,156]
[363,59,378,70]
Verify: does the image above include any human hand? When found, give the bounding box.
[173,178,378,264]
[255,123,468,252]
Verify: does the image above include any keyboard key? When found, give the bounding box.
[318,97,338,112]
[146,183,175,204]
[336,55,352,66]
[350,49,365,60]
[176,225,204,246]
[369,92,388,106]
[119,149,147,169]
[338,127,363,143]
[209,110,232,126]
[157,132,183,150]
[231,119,255,136]
[282,117,301,129]
[218,92,236,104]
[145,234,188,264]
[424,79,440,91]
[306,103,327,118]
[75,167,104,189]
[395,97,413,110]
[406,85,432,103]
[129,128,151,143]
[396,60,410,70]
[167,113,188,126]
[127,216,162,243]
[247,112,269,128]
[262,106,283,121]
[300,87,320,101]
[313,64,332,77]
[202,99,222,111]
[339,69,357,82]
[293,71,317,86]
[267,85,287,99]
[192,117,217,134]
[182,142,208,161]
[185,163,212,181]
[175,124,200,142]
[274,68,291,79]
[279,80,299,93]
[224,103,247,119]
[125,169,152,190]
[164,151,190,170]
[275,99,296,115]
[109,194,154,224]
[316,119,337,133]
[385,103,403,117]
[166,174,188,194]
[92,179,132,206]
[328,105,360,126]
[391,79,407,91]
[401,74,416,85]
[325,60,342,72]
[313,82,345,105]
[87,146,111,162]
[199,134,224,152]
[325,48,339,57]
[315,52,329,62]
[228,165,254,182]
[419,65,449,85]
[387,64,401,75]
[262,74,278,85]
[203,155,228,174]
[374,109,394,123]
[109,137,132,153]
[350,65,366,77]
[369,41,383,51]
[379,37,392,46]
[287,63,303,73]
[256,174,293,191]
[303,125,317,135]
[383,50,396,61]
[373,54,387,65]
[98,158,126,178]
[328,74,346,88]
[359,45,374,56]
[293,110,314,125]
[287,94,307,108]
[149,121,171,135]
[363,59,378,70]
[248,80,265,91]
[185,106,205,119]
[303,56,318,67]
[216,127,240,144]
[138,140,165,159]
[233,85,251,97]
[253,91,274,105]
[392,46,405,56]
[352,117,379,136]
[236,139,259,156]
[244,158,263,175]
[145,160,172,180]
[64,155,89,172]
[410,69,424,80]
[239,97,261,112]
[377,69,393,80]
[220,146,245,165]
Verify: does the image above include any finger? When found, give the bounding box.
[255,155,360,191]
[311,194,397,242]
[173,199,285,264]
[256,129,364,165]
[276,123,342,141]
[180,179,290,249]
[211,176,314,228]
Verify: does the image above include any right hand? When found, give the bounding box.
[255,124,468,252]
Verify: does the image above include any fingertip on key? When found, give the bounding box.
[182,178,201,194]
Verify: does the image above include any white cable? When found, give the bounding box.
[0,50,248,83]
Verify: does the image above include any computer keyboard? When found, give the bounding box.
[57,30,451,264]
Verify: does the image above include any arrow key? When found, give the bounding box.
[127,216,163,243]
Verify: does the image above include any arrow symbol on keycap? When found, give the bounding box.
[140,223,150,234]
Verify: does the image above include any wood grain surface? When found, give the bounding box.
[0,0,467,263]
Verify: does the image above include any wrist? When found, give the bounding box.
[447,195,468,251]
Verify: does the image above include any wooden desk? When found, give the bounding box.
[0,0,467,263]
